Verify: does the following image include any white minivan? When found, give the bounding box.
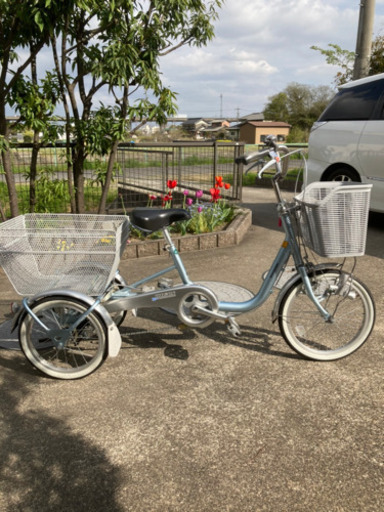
[307,72,384,213]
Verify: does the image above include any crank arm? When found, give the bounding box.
[192,306,242,337]
[192,304,228,320]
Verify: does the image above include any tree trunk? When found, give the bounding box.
[29,137,39,212]
[67,142,76,213]
[51,35,76,213]
[29,50,39,213]
[98,86,129,214]
[72,143,86,213]
[98,140,119,214]
[0,108,19,218]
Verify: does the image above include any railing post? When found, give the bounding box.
[177,146,182,186]
[213,140,218,186]
[234,143,245,201]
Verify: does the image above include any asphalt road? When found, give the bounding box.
[0,187,383,512]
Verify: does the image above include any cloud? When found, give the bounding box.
[9,0,384,119]
[162,47,277,81]
[159,0,384,116]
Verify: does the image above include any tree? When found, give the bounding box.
[9,70,62,212]
[310,44,355,86]
[1,0,223,216]
[50,0,223,213]
[368,35,384,75]
[263,92,289,124]
[0,0,70,217]
[263,83,334,141]
[311,35,384,86]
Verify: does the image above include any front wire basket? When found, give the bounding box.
[294,182,372,258]
[0,214,130,296]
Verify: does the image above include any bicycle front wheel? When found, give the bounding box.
[279,270,375,361]
[19,296,107,379]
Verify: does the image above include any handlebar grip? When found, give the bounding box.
[235,155,249,165]
[235,148,270,166]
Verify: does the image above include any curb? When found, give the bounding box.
[121,208,252,259]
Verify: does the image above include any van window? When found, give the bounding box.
[318,80,384,121]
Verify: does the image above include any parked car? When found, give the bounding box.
[307,72,384,213]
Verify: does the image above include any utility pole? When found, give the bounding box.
[353,0,376,80]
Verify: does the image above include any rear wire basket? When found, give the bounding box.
[295,182,372,258]
[0,214,130,296]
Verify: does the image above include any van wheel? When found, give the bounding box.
[325,167,361,182]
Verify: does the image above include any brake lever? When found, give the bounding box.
[246,160,264,173]
[258,158,278,179]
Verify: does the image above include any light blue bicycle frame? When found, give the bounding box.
[106,174,331,322]
[19,148,332,336]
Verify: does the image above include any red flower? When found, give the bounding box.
[167,179,177,189]
[162,194,172,206]
[210,187,221,203]
[215,176,223,188]
[224,183,231,190]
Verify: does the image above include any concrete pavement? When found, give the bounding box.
[0,187,383,512]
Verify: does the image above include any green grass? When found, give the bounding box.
[221,167,304,188]
[0,181,118,217]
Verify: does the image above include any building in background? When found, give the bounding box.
[239,121,291,144]
[181,113,291,142]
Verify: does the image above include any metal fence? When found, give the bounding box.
[115,141,244,211]
[0,143,111,216]
[0,141,245,217]
[0,141,307,217]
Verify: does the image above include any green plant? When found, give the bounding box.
[35,172,69,213]
[129,177,237,241]
[89,159,119,187]
[177,201,235,235]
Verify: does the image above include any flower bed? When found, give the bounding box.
[122,207,252,259]
[128,176,237,241]
[120,176,252,259]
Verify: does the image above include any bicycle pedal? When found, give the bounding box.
[226,318,242,337]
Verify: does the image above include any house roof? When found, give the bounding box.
[182,118,209,130]
[239,112,264,122]
[244,121,291,128]
[183,118,205,123]
[202,125,229,133]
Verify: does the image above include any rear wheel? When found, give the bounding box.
[279,270,375,361]
[19,296,107,379]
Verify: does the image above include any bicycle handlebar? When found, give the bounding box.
[235,148,270,166]
[235,135,291,178]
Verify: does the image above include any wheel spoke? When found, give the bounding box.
[279,271,374,360]
[19,297,107,379]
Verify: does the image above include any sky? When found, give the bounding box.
[8,0,384,120]
[156,0,384,119]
